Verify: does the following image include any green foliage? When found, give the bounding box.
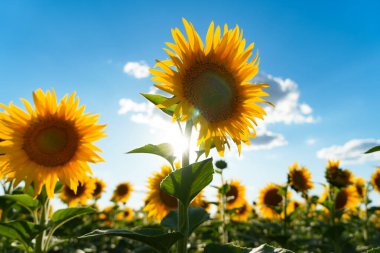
[365,145,380,154]
[160,158,214,205]
[161,207,210,234]
[141,93,177,116]
[80,228,182,253]
[50,207,95,230]
[367,248,380,253]
[0,194,39,210]
[204,243,294,253]
[128,143,176,165]
[0,221,43,251]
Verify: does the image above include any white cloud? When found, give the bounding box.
[306,138,317,146]
[252,73,316,124]
[317,139,380,164]
[123,61,150,79]
[245,126,287,151]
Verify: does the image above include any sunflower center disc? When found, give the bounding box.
[159,190,178,208]
[264,189,282,207]
[335,190,348,210]
[184,64,237,123]
[293,171,306,190]
[65,183,85,198]
[116,184,129,196]
[23,118,79,167]
[226,185,238,204]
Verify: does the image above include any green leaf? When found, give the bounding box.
[128,143,176,165]
[365,145,380,154]
[204,244,294,253]
[0,194,39,210]
[367,248,380,253]
[160,158,214,205]
[79,228,182,253]
[0,221,43,249]
[161,207,210,234]
[141,93,177,116]
[51,207,95,230]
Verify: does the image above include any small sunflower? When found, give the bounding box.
[371,168,380,193]
[225,180,246,209]
[92,178,106,200]
[258,183,289,219]
[144,165,179,222]
[0,89,106,198]
[325,160,353,188]
[60,177,96,207]
[334,187,359,211]
[288,162,313,193]
[354,177,366,199]
[231,201,252,222]
[111,182,133,203]
[151,18,270,156]
[116,207,134,222]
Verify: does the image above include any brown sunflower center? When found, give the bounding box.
[159,190,178,208]
[374,175,380,189]
[64,183,86,198]
[264,188,282,207]
[292,170,307,191]
[116,184,130,196]
[226,185,239,204]
[335,190,348,210]
[237,203,247,214]
[124,210,130,217]
[93,182,103,198]
[182,63,237,123]
[23,118,79,167]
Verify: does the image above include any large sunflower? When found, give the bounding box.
[288,162,313,193]
[60,177,96,207]
[225,180,246,209]
[231,200,252,222]
[92,177,106,200]
[258,183,289,219]
[144,164,178,221]
[334,187,359,211]
[151,18,270,156]
[325,160,353,188]
[111,182,133,203]
[371,168,380,193]
[0,89,106,198]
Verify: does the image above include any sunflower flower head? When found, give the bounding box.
[0,89,106,198]
[231,200,252,222]
[258,183,290,219]
[151,18,270,156]
[334,186,359,211]
[224,180,246,209]
[325,160,353,188]
[354,177,366,199]
[288,162,313,193]
[371,167,380,193]
[60,177,96,207]
[92,178,106,200]
[116,207,134,222]
[111,182,133,203]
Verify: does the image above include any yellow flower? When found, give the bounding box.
[193,191,211,212]
[325,160,353,188]
[144,165,178,222]
[288,162,313,193]
[353,177,366,199]
[231,201,252,222]
[0,89,106,198]
[60,177,96,207]
[258,183,289,219]
[111,182,133,203]
[92,178,106,200]
[151,18,270,156]
[116,207,134,222]
[225,180,246,209]
[371,168,380,193]
[334,187,359,211]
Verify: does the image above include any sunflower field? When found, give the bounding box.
[1,15,380,253]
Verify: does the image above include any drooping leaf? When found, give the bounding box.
[127,143,176,165]
[0,221,43,249]
[141,93,177,116]
[0,194,39,210]
[204,244,294,253]
[365,145,380,154]
[79,228,182,253]
[161,207,210,234]
[51,207,95,230]
[160,158,214,205]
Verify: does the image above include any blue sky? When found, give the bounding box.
[1,1,380,208]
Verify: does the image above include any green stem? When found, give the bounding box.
[177,120,192,253]
[363,183,371,242]
[35,198,49,253]
[282,185,288,237]
[219,171,228,244]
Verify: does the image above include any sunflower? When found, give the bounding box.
[92,178,106,200]
[231,201,252,222]
[334,187,359,211]
[325,160,353,188]
[288,162,313,193]
[371,168,380,193]
[111,182,133,203]
[144,164,178,221]
[354,177,366,199]
[0,89,106,198]
[115,207,134,222]
[225,180,246,209]
[258,183,290,219]
[193,191,211,212]
[60,177,96,207]
[151,18,270,156]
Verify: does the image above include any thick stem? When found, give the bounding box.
[177,120,192,253]
[35,199,49,253]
